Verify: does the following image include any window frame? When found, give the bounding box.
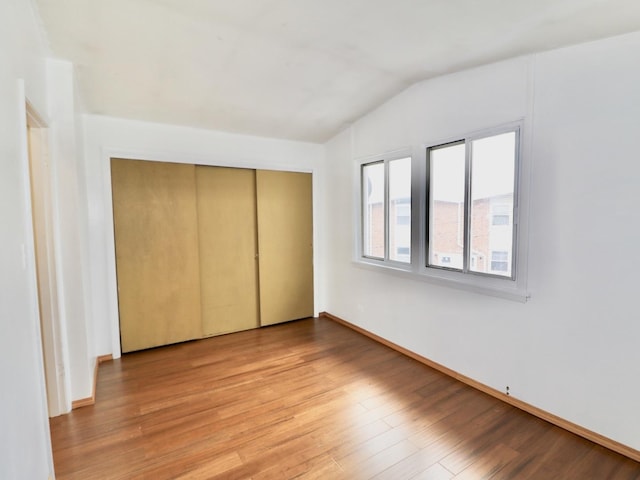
[425,126,520,281]
[354,121,530,302]
[361,160,386,261]
[357,150,413,270]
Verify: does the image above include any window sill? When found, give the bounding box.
[352,258,530,303]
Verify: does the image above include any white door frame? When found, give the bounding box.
[24,97,71,416]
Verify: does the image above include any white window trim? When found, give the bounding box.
[354,121,531,303]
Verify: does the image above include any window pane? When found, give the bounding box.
[469,132,516,277]
[428,143,465,270]
[362,162,385,258]
[389,157,411,263]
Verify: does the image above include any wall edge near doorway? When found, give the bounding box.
[71,354,113,409]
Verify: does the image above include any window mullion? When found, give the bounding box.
[384,159,390,261]
[509,127,521,279]
[361,164,367,257]
[462,140,472,273]
[424,152,431,268]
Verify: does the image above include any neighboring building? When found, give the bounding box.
[365,193,513,274]
[363,197,411,262]
[430,193,513,276]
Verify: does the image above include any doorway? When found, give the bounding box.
[26,101,70,417]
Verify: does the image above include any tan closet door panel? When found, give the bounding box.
[196,166,259,336]
[256,170,313,326]
[111,159,202,353]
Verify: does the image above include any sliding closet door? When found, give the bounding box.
[111,159,202,353]
[256,170,314,326]
[196,166,259,336]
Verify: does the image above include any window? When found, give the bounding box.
[427,129,518,279]
[396,246,410,262]
[395,203,411,225]
[490,250,509,272]
[492,204,511,226]
[357,123,526,301]
[361,156,411,264]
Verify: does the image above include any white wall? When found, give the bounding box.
[47,59,94,402]
[82,115,325,357]
[0,0,55,478]
[323,31,640,451]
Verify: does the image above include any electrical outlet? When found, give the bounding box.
[505,386,510,396]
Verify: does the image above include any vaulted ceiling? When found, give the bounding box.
[35,0,640,142]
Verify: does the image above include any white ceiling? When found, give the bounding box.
[35,0,640,143]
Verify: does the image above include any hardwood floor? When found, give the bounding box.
[50,318,640,479]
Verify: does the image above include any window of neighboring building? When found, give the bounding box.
[427,129,518,279]
[395,203,411,225]
[492,204,511,226]
[490,250,509,272]
[361,156,412,264]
